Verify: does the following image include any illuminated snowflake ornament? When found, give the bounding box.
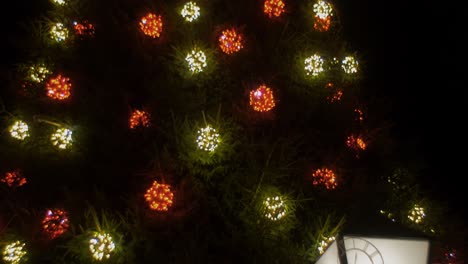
[46,74,71,100]
[304,54,324,76]
[51,128,73,149]
[408,204,426,224]
[28,64,51,83]
[218,29,243,54]
[264,0,286,18]
[263,196,286,221]
[9,120,30,140]
[89,232,115,261]
[185,49,207,73]
[1,170,27,188]
[2,241,27,264]
[312,168,337,190]
[129,110,151,129]
[342,56,359,74]
[42,209,70,239]
[313,0,333,32]
[196,125,220,152]
[249,85,276,112]
[181,2,201,22]
[50,23,69,42]
[139,13,163,38]
[144,181,174,211]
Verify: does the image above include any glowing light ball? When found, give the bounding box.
[408,205,426,224]
[263,196,286,221]
[28,64,51,83]
[46,74,71,100]
[73,21,95,36]
[129,110,151,129]
[89,232,115,261]
[144,181,174,211]
[304,54,324,76]
[313,0,333,32]
[312,168,337,190]
[185,49,207,73]
[2,241,26,264]
[139,13,163,38]
[264,0,285,18]
[50,23,69,42]
[341,56,358,74]
[52,0,66,5]
[181,2,201,22]
[346,135,366,152]
[42,209,70,239]
[218,29,243,54]
[51,128,73,149]
[9,120,30,140]
[1,170,27,188]
[318,236,335,254]
[196,125,220,152]
[249,84,276,112]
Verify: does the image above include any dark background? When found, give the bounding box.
[2,0,465,215]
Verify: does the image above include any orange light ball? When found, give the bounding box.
[144,181,174,211]
[312,168,337,190]
[264,0,286,18]
[218,29,243,54]
[42,209,70,239]
[46,74,71,100]
[139,13,163,38]
[249,84,276,112]
[129,110,151,129]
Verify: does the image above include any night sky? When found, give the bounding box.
[2,0,465,215]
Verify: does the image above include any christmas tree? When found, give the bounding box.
[0,0,465,263]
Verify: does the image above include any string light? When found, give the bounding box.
[181,2,201,22]
[218,29,243,54]
[144,181,174,211]
[249,84,276,112]
[196,125,220,152]
[264,0,285,18]
[129,110,151,129]
[379,209,396,222]
[89,232,115,261]
[73,21,95,36]
[50,23,69,42]
[408,204,426,224]
[313,0,333,32]
[185,49,207,73]
[312,168,337,190]
[42,209,70,239]
[28,64,51,83]
[51,128,73,149]
[354,108,364,122]
[325,82,343,102]
[2,241,27,264]
[342,56,358,74]
[318,236,335,254]
[304,54,324,76]
[346,135,366,151]
[139,13,163,38]
[9,120,30,140]
[263,196,286,221]
[1,170,27,188]
[46,74,71,100]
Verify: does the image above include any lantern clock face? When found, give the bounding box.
[338,237,384,264]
